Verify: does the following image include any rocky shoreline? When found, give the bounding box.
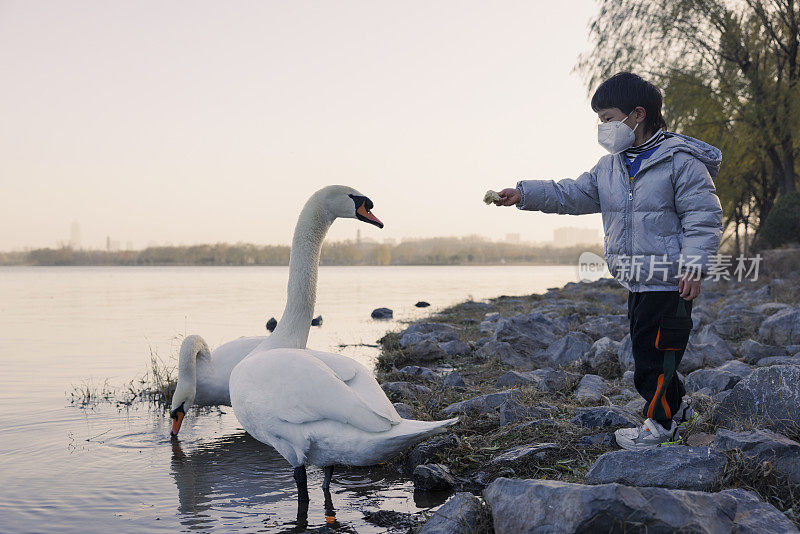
[370,261,800,533]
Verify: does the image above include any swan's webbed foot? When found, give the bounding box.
[293,465,310,502]
[322,465,334,491]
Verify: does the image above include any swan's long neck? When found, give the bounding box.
[174,335,210,408]
[270,197,333,348]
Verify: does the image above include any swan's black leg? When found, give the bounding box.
[322,465,334,491]
[293,465,310,502]
[323,487,336,524]
[295,498,309,530]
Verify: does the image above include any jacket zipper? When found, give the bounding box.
[622,156,635,289]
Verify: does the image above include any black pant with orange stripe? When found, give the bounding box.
[628,290,692,427]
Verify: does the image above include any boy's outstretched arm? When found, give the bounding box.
[493,165,601,215]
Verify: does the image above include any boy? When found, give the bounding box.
[493,72,723,450]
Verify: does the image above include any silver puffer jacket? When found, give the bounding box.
[517,133,723,292]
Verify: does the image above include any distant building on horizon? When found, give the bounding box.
[553,226,601,247]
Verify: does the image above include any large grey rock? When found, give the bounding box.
[570,405,640,429]
[407,339,448,362]
[622,369,635,387]
[412,463,455,491]
[752,302,791,316]
[393,402,414,419]
[489,443,559,466]
[759,306,800,346]
[441,390,518,416]
[714,365,800,434]
[553,313,585,334]
[442,370,466,388]
[757,355,800,366]
[681,336,733,373]
[718,488,800,534]
[402,322,459,341]
[406,433,461,471]
[691,325,735,364]
[478,313,501,334]
[710,310,764,340]
[498,398,553,426]
[573,374,611,403]
[400,324,459,349]
[740,339,786,364]
[398,365,440,381]
[587,336,622,378]
[622,396,646,417]
[691,307,714,332]
[475,340,532,369]
[685,360,752,394]
[494,368,575,392]
[544,332,592,366]
[531,368,577,392]
[439,339,471,356]
[381,381,432,398]
[417,492,483,534]
[483,478,798,534]
[585,446,727,490]
[617,334,634,371]
[495,370,537,387]
[579,314,627,341]
[712,428,800,484]
[492,312,559,358]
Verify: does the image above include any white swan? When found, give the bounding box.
[230,347,458,501]
[227,203,458,500]
[169,185,384,435]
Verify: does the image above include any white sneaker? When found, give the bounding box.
[614,418,677,451]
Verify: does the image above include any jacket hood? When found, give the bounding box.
[658,132,723,179]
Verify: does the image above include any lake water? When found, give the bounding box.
[0,265,577,533]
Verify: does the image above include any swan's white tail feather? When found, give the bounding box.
[385,417,459,445]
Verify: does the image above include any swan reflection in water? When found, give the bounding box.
[170,432,431,532]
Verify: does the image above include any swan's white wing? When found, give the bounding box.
[305,349,402,425]
[231,348,397,433]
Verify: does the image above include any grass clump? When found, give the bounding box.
[715,449,799,526]
[69,344,178,408]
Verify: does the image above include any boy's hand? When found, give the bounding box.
[678,272,702,300]
[494,188,521,206]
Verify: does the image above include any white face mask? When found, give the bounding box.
[598,110,639,154]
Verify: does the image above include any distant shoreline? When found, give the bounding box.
[0,239,602,268]
[0,262,582,268]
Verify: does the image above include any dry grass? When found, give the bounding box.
[715,449,799,527]
[69,343,178,408]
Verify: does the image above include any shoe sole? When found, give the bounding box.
[614,434,666,451]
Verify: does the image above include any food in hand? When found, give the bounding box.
[483,190,501,205]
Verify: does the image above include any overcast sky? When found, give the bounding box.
[0,0,607,250]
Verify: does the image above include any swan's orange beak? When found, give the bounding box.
[170,411,184,437]
[356,205,383,229]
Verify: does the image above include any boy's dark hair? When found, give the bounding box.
[591,72,668,134]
